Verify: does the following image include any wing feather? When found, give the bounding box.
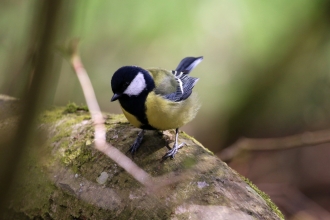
[163,56,202,102]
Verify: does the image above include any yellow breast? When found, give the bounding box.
[145,92,200,130]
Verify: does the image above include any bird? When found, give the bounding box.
[110,56,203,160]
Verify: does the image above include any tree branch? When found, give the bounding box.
[220,129,330,162]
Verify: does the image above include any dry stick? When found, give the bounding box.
[70,49,153,187]
[220,129,330,161]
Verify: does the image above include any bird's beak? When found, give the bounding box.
[111,93,121,102]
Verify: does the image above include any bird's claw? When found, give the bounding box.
[127,130,144,155]
[162,143,185,160]
[128,140,141,155]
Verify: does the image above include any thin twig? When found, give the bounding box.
[67,40,153,187]
[220,129,330,161]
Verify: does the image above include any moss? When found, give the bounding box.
[58,130,93,171]
[182,156,197,168]
[10,107,283,219]
[104,113,129,125]
[28,106,116,218]
[38,106,95,175]
[180,131,214,156]
[40,107,66,123]
[64,102,89,113]
[62,145,94,173]
[241,176,284,220]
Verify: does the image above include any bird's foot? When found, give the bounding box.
[128,130,144,155]
[162,142,185,161]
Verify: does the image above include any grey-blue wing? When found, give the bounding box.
[163,71,199,102]
[163,56,202,102]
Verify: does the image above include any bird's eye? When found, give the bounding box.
[121,81,130,90]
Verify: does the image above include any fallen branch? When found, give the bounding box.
[220,129,330,161]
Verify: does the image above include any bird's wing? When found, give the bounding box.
[162,71,199,102]
[163,56,202,101]
[147,68,199,102]
[147,69,178,95]
[147,56,202,102]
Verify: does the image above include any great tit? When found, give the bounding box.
[111,56,203,160]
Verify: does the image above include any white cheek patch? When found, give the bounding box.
[123,72,146,96]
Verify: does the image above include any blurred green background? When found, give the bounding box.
[2,0,329,150]
[2,1,330,217]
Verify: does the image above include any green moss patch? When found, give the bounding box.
[64,102,89,113]
[241,176,284,220]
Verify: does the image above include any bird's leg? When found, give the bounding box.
[128,130,145,155]
[162,128,184,160]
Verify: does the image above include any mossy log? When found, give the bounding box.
[1,95,283,219]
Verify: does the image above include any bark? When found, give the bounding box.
[0,95,283,220]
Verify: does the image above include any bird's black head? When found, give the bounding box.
[111,66,155,102]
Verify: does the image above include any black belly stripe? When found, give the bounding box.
[119,93,155,130]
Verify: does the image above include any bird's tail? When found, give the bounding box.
[175,56,203,74]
